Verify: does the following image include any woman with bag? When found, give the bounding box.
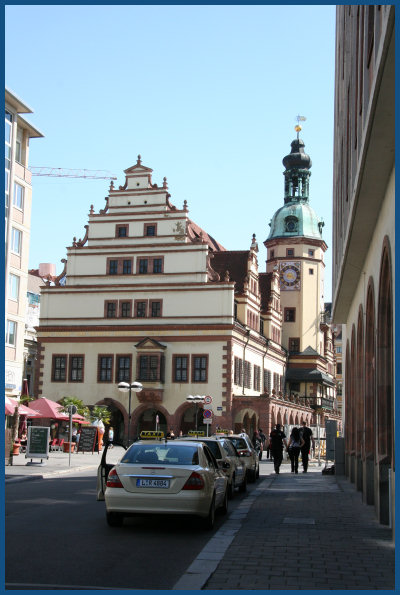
[287,427,305,474]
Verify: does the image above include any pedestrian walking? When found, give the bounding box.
[269,423,287,474]
[300,421,315,472]
[108,426,114,448]
[252,430,263,460]
[287,427,305,473]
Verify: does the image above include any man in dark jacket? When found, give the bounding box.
[300,421,315,472]
[269,424,287,474]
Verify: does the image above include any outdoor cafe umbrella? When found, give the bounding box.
[28,397,90,423]
[5,396,41,417]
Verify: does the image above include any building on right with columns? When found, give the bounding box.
[331,5,394,531]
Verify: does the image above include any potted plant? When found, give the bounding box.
[12,439,21,456]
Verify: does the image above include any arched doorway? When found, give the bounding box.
[137,409,168,436]
[233,408,258,435]
[181,405,206,435]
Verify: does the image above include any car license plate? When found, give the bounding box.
[136,478,170,488]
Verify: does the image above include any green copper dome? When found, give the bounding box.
[267,202,324,240]
[267,137,324,241]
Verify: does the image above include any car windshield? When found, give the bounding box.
[228,437,248,450]
[121,443,199,465]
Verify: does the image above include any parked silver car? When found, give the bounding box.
[97,439,229,529]
[179,436,247,497]
[225,433,260,482]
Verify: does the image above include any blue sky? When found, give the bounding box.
[5,4,336,300]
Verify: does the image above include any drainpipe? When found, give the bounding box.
[242,327,251,395]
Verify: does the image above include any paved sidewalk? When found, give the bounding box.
[5,448,101,482]
[175,460,395,591]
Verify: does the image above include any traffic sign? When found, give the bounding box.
[204,396,212,405]
[203,409,213,419]
[203,418,212,425]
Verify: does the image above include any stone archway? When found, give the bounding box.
[233,408,259,435]
[137,408,168,435]
[95,398,125,444]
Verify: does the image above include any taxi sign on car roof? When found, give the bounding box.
[188,430,205,436]
[139,430,164,440]
[215,429,230,435]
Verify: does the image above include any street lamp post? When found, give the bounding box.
[186,395,206,436]
[118,381,143,446]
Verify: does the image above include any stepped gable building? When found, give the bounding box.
[36,140,338,441]
[332,5,394,530]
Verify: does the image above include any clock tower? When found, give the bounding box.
[264,129,328,360]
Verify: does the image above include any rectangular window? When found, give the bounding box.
[116,355,131,382]
[289,338,300,353]
[122,259,132,274]
[253,365,261,392]
[152,258,163,273]
[98,355,113,382]
[70,356,84,382]
[192,355,208,382]
[284,308,296,322]
[308,249,315,257]
[337,363,343,375]
[6,319,16,346]
[105,301,117,318]
[234,357,243,386]
[309,268,314,275]
[290,382,300,393]
[243,361,252,389]
[150,300,162,318]
[135,300,147,318]
[109,259,118,275]
[286,248,294,256]
[139,355,159,381]
[336,346,342,354]
[144,224,156,236]
[263,369,271,393]
[173,355,188,382]
[8,273,19,300]
[11,228,22,255]
[273,372,280,392]
[116,225,128,237]
[52,355,67,382]
[120,301,132,318]
[13,183,24,210]
[139,259,148,274]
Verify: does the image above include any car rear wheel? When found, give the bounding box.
[203,494,216,530]
[238,474,247,493]
[219,488,229,515]
[228,475,235,499]
[248,468,256,483]
[106,511,124,527]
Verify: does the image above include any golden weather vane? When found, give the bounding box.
[294,115,306,138]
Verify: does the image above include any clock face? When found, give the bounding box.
[280,262,301,290]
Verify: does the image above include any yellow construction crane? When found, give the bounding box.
[29,167,117,180]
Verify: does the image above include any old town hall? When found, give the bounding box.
[35,132,340,441]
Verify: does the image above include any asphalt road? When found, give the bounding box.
[5,466,261,590]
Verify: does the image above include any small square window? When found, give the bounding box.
[136,301,147,318]
[145,225,156,237]
[117,226,128,237]
[284,308,296,322]
[309,268,314,275]
[109,260,118,275]
[139,259,148,274]
[152,258,163,273]
[120,302,132,318]
[122,259,132,274]
[308,249,315,257]
[286,248,294,257]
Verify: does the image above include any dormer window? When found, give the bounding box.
[285,216,298,233]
